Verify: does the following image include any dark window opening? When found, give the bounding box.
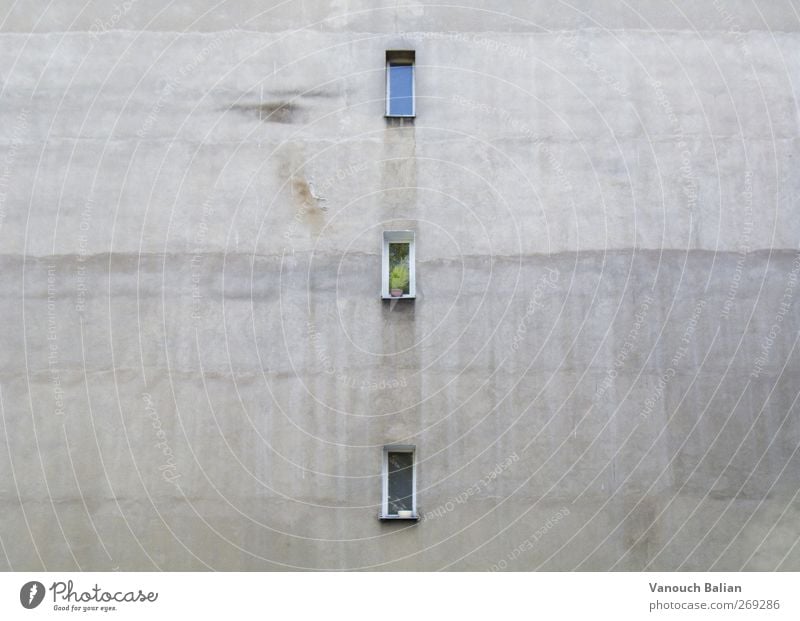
[387,451,414,515]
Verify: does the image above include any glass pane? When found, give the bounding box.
[388,242,410,295]
[387,452,414,514]
[388,63,414,116]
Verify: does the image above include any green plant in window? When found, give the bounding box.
[389,264,410,295]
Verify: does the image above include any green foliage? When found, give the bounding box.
[389,242,409,266]
[390,263,410,291]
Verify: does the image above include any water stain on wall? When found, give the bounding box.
[229,101,301,124]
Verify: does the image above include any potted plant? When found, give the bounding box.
[389,264,409,297]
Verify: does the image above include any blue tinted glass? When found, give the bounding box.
[388,63,414,116]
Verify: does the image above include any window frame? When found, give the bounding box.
[380,445,418,520]
[385,51,416,118]
[381,230,416,299]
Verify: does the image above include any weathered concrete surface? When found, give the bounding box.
[0,1,799,570]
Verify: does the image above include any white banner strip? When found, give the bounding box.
[1,572,797,620]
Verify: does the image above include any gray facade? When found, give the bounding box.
[1,1,799,570]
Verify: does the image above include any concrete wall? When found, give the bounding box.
[1,1,799,570]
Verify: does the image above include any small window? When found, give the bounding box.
[381,446,417,519]
[382,230,415,299]
[386,51,415,117]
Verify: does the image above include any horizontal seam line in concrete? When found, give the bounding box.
[2,136,800,145]
[1,29,800,36]
[3,249,798,261]
[3,366,788,380]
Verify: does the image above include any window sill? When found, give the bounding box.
[379,513,419,521]
[382,294,415,300]
[384,114,416,119]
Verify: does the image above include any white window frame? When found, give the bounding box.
[381,230,416,299]
[385,51,416,118]
[381,445,418,520]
